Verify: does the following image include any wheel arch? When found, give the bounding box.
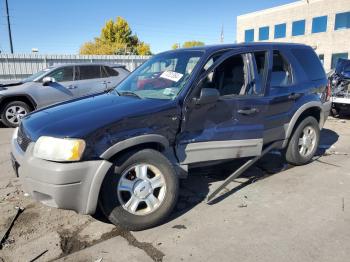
[100,134,170,161]
[283,102,323,148]
[0,94,37,112]
[88,135,172,215]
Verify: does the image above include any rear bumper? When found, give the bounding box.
[332,97,350,105]
[11,136,112,214]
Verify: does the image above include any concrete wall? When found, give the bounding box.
[237,0,350,72]
[0,54,150,80]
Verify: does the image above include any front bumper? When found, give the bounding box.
[11,136,112,214]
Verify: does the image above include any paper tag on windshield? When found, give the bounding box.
[160,70,183,82]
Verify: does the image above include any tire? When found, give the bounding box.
[285,116,320,166]
[1,101,31,128]
[99,149,179,231]
[331,107,339,118]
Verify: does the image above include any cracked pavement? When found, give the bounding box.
[0,118,350,262]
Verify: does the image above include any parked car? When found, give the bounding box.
[110,64,130,77]
[0,63,129,127]
[11,43,331,230]
[329,58,350,116]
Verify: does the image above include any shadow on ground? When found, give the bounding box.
[170,127,339,221]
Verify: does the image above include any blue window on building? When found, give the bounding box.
[312,16,328,33]
[335,11,350,30]
[274,23,286,39]
[292,20,306,36]
[331,53,348,69]
[259,26,269,41]
[245,29,254,42]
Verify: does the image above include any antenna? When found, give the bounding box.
[5,0,14,53]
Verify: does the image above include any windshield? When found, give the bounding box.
[115,50,203,100]
[22,68,51,82]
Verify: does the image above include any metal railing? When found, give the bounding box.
[0,54,150,80]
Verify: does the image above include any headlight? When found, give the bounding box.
[33,136,86,162]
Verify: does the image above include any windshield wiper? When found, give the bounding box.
[118,91,142,99]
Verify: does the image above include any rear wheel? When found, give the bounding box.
[285,116,320,165]
[1,101,31,128]
[99,149,179,231]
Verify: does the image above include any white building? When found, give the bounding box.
[236,0,350,71]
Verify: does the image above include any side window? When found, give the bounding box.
[101,66,109,78]
[291,48,325,81]
[199,54,248,97]
[270,51,292,87]
[47,67,73,82]
[79,66,101,80]
[253,51,268,94]
[105,66,119,77]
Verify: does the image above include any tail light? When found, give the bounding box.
[326,80,331,102]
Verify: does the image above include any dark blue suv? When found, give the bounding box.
[11,43,331,230]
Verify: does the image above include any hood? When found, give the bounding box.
[0,81,34,93]
[0,80,24,88]
[22,93,176,141]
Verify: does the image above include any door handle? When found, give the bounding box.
[288,93,301,100]
[68,85,77,89]
[237,108,259,115]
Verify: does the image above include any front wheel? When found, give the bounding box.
[285,116,320,166]
[1,101,31,128]
[99,149,179,231]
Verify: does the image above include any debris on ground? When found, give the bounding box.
[0,206,24,250]
[29,249,48,262]
[172,225,187,230]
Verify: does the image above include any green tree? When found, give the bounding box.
[171,43,180,49]
[136,42,152,55]
[182,41,205,48]
[171,41,205,49]
[80,17,151,55]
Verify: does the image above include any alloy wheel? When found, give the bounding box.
[117,163,166,216]
[298,125,317,157]
[5,106,27,125]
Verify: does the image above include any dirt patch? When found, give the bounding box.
[119,229,165,262]
[172,225,187,230]
[59,226,164,262]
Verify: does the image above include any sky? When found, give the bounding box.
[0,0,296,54]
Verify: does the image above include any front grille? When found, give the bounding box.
[17,126,32,152]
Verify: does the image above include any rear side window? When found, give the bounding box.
[79,66,101,80]
[270,50,292,87]
[105,66,119,77]
[291,48,325,81]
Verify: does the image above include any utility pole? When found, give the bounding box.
[5,0,14,53]
[220,24,224,43]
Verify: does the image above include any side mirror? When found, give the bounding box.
[42,76,55,86]
[194,88,220,105]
